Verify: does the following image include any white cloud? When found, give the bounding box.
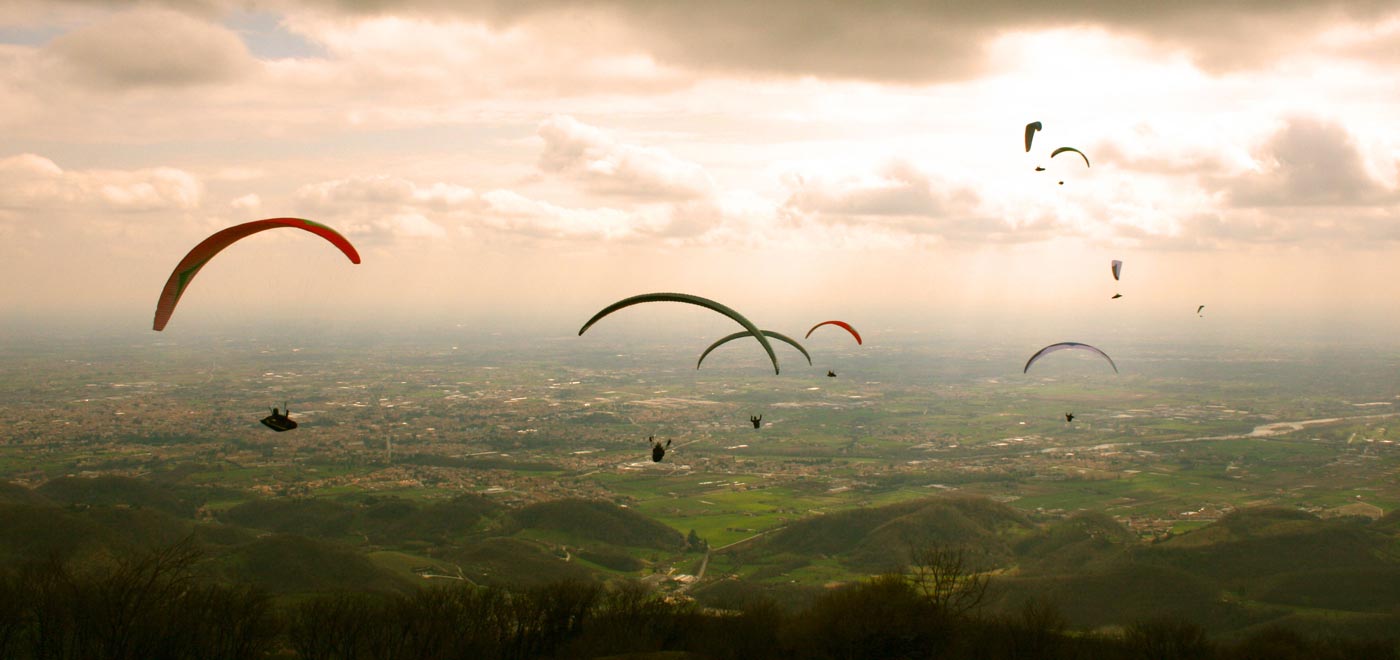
[230,193,262,210]
[536,114,714,201]
[777,160,1058,243]
[293,171,733,244]
[0,153,203,213]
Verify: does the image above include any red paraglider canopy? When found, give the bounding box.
[152,218,361,331]
[805,320,862,345]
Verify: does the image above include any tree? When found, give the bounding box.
[903,544,989,618]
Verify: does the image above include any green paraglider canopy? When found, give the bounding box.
[579,292,781,374]
[1050,147,1090,168]
[1025,121,1042,152]
[697,330,810,370]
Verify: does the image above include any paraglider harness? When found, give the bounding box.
[750,415,762,429]
[261,404,298,432]
[650,436,671,462]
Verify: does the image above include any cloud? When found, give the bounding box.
[1219,116,1396,207]
[779,160,1057,243]
[207,0,1400,81]
[1220,114,1394,207]
[0,153,203,213]
[294,174,714,243]
[45,7,254,89]
[536,115,714,201]
[229,193,262,210]
[1094,118,1400,250]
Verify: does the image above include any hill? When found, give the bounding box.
[211,533,417,595]
[36,475,195,517]
[509,499,686,551]
[743,496,1033,572]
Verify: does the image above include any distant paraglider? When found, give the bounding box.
[261,404,297,432]
[1023,342,1119,374]
[650,436,671,462]
[579,293,780,374]
[1050,147,1090,168]
[750,415,762,429]
[1111,259,1123,299]
[1049,146,1090,185]
[827,370,837,378]
[153,218,361,331]
[1065,413,1075,423]
[1197,305,1206,317]
[805,320,862,345]
[697,330,810,370]
[1024,121,1042,152]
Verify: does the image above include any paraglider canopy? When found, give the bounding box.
[153,218,360,331]
[1050,147,1090,168]
[1023,342,1118,374]
[1111,260,1123,281]
[1024,121,1042,152]
[1197,305,1206,316]
[697,330,810,370]
[805,320,862,345]
[579,292,781,374]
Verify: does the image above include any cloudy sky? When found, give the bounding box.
[3,1,1400,339]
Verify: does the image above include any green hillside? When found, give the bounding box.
[36,475,195,516]
[509,499,686,551]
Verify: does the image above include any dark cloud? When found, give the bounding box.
[32,0,1398,82]
[213,0,1400,81]
[45,7,252,89]
[1219,116,1396,207]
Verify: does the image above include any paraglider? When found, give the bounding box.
[153,218,361,331]
[750,415,762,429]
[1050,147,1090,168]
[697,330,810,370]
[261,404,297,432]
[1065,413,1075,423]
[827,370,837,378]
[1111,260,1122,281]
[1197,305,1206,317]
[579,293,780,374]
[650,436,671,462]
[1024,121,1042,152]
[1023,342,1119,374]
[805,320,862,345]
[1111,294,1123,299]
[1049,147,1090,185]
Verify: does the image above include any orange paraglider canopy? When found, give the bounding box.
[153,218,360,331]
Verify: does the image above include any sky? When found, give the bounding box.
[3,1,1400,341]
